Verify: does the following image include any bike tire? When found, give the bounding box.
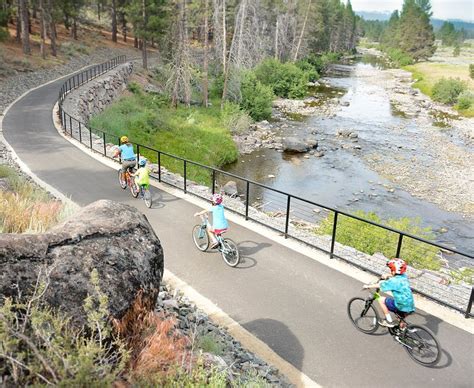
[221,238,240,267]
[401,324,441,366]
[130,181,139,198]
[192,225,209,251]
[118,169,127,189]
[347,297,379,334]
[144,189,152,208]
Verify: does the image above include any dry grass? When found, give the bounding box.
[406,62,474,90]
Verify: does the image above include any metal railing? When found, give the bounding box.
[57,56,474,318]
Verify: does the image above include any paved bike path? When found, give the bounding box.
[3,76,473,387]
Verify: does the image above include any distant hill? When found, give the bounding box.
[356,11,474,32]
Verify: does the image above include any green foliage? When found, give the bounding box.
[220,102,253,134]
[453,45,460,57]
[0,270,129,386]
[0,27,8,42]
[438,21,462,46]
[470,64,474,79]
[295,59,320,82]
[196,333,224,356]
[456,90,474,109]
[386,48,414,66]
[127,81,142,94]
[253,58,310,99]
[315,211,441,270]
[89,93,238,184]
[59,41,91,57]
[239,71,274,121]
[449,268,474,285]
[432,78,466,104]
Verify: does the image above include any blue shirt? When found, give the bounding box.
[209,204,228,230]
[380,274,415,312]
[119,144,135,161]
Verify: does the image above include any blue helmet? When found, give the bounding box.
[138,158,147,167]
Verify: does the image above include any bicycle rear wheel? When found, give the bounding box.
[221,238,240,267]
[192,225,209,251]
[130,181,139,198]
[118,170,127,189]
[401,325,441,366]
[347,297,379,334]
[144,189,152,208]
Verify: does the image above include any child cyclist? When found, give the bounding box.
[194,193,229,249]
[131,158,150,197]
[363,258,415,328]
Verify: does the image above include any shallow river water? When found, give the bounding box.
[222,58,474,261]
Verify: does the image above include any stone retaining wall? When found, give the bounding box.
[62,62,133,125]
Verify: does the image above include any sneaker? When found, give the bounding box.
[210,242,220,249]
[378,319,395,328]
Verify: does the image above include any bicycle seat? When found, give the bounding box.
[214,228,228,236]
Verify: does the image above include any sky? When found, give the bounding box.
[350,0,474,22]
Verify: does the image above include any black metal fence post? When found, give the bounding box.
[245,181,250,220]
[79,122,82,143]
[89,128,93,149]
[136,144,140,168]
[396,234,404,258]
[330,211,339,258]
[466,287,474,318]
[157,152,161,182]
[103,132,107,156]
[183,160,187,193]
[69,116,72,136]
[284,196,291,238]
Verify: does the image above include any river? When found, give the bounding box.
[222,56,474,264]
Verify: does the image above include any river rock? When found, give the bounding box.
[282,137,310,153]
[0,200,164,328]
[305,138,318,149]
[223,181,238,197]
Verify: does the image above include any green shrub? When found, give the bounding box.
[239,71,274,121]
[210,74,225,98]
[304,52,341,74]
[296,59,320,82]
[470,64,474,79]
[221,101,252,134]
[253,58,309,98]
[315,211,441,271]
[456,90,474,109]
[385,48,414,66]
[453,45,460,57]
[432,78,466,104]
[196,333,224,355]
[127,81,142,94]
[0,27,8,42]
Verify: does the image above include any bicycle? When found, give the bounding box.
[192,215,240,267]
[118,166,139,196]
[130,181,153,208]
[347,282,441,366]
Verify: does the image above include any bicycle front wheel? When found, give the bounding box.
[144,189,152,208]
[118,170,127,189]
[192,225,209,251]
[221,238,240,267]
[402,325,441,366]
[347,297,379,334]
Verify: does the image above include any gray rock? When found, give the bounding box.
[282,137,310,153]
[223,180,238,197]
[0,200,164,328]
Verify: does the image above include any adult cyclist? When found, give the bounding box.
[114,136,136,180]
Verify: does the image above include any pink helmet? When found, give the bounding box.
[387,258,407,275]
[211,193,223,205]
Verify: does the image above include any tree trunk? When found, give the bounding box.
[111,0,117,42]
[39,0,46,59]
[97,1,101,20]
[121,12,127,42]
[222,0,226,76]
[202,0,209,107]
[47,0,56,57]
[19,0,30,55]
[134,35,138,48]
[274,17,279,60]
[72,16,77,40]
[293,0,311,61]
[16,0,21,43]
[141,0,147,69]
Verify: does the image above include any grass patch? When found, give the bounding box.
[315,211,441,271]
[89,93,239,184]
[196,332,224,356]
[0,165,73,233]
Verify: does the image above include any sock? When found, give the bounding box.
[385,314,393,322]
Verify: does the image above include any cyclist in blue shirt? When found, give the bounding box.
[194,193,229,249]
[363,258,415,328]
[113,136,136,180]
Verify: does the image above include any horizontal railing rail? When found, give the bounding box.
[57,56,474,319]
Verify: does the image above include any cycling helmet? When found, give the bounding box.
[138,158,147,167]
[387,258,407,275]
[211,193,223,205]
[120,135,129,143]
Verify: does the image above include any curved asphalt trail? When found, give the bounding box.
[3,74,473,388]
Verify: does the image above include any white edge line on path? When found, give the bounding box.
[51,99,474,336]
[1,70,321,387]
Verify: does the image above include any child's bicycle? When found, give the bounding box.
[347,282,441,366]
[192,215,240,267]
[131,182,152,208]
